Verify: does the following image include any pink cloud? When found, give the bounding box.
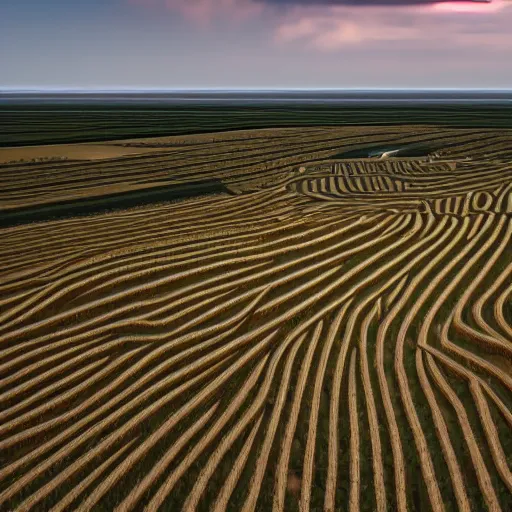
[277,13,421,48]
[275,3,512,50]
[431,0,509,13]
[130,0,512,51]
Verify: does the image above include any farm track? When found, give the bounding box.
[0,126,511,511]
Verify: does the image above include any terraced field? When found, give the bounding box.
[0,126,511,511]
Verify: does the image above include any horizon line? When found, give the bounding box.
[2,87,512,93]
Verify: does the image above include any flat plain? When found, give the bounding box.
[0,118,511,511]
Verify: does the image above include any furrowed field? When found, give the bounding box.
[0,124,511,511]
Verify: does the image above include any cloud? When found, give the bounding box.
[131,0,511,24]
[274,0,512,49]
[278,19,420,47]
[432,0,507,11]
[130,0,512,51]
[260,0,497,4]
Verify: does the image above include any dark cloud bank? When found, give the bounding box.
[258,0,491,5]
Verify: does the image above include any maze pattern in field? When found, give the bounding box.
[0,128,511,511]
[1,125,511,211]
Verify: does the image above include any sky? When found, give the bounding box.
[1,0,512,90]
